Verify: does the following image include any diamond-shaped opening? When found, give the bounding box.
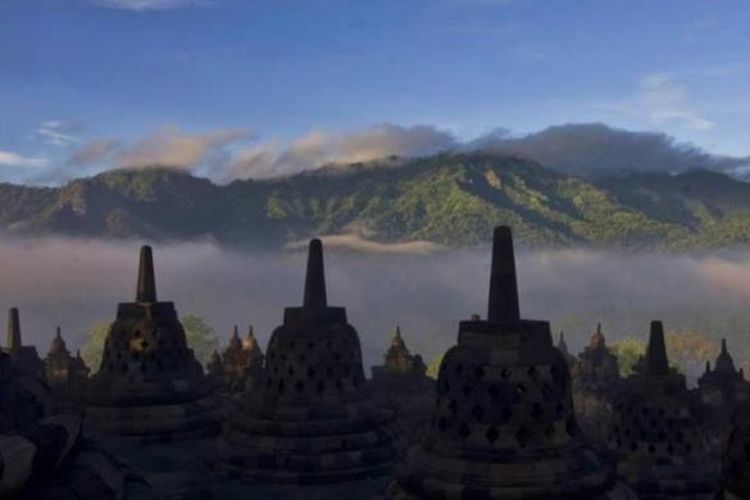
[278,380,286,393]
[515,384,526,400]
[316,381,325,393]
[485,426,499,444]
[541,384,552,399]
[458,422,471,439]
[455,362,464,375]
[448,400,458,413]
[545,424,556,440]
[471,404,484,421]
[565,416,579,437]
[462,383,473,396]
[487,384,501,401]
[527,366,538,380]
[307,366,316,378]
[501,405,513,421]
[474,366,485,379]
[515,426,531,447]
[438,417,449,431]
[531,403,543,421]
[295,381,304,393]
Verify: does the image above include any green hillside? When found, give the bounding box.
[2,152,750,250]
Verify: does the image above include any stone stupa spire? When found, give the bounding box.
[136,245,157,303]
[303,238,327,310]
[6,307,21,352]
[487,226,519,323]
[645,320,669,376]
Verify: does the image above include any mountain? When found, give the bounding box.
[2,152,750,250]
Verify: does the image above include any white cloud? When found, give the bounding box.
[228,124,457,180]
[93,0,209,11]
[0,151,48,168]
[114,126,253,171]
[599,73,715,132]
[35,120,82,147]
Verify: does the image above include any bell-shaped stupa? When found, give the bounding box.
[84,245,219,442]
[215,239,403,484]
[387,226,633,499]
[608,321,719,498]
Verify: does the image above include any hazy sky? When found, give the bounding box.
[1,0,749,182]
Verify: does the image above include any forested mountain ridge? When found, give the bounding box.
[2,152,750,250]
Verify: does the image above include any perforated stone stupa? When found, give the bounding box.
[215,239,403,484]
[608,321,719,498]
[84,245,219,442]
[387,226,634,499]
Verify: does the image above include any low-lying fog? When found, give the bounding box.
[2,237,750,379]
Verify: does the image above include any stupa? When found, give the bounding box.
[571,322,622,442]
[215,239,403,484]
[387,226,634,499]
[84,245,219,442]
[221,325,264,391]
[372,326,428,380]
[3,308,44,379]
[371,326,433,435]
[45,326,90,393]
[608,321,719,498]
[697,339,750,416]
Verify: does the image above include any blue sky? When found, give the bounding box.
[0,0,748,183]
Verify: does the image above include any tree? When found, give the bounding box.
[611,337,645,377]
[80,320,112,374]
[426,353,444,379]
[181,315,219,365]
[665,330,719,379]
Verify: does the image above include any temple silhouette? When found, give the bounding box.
[386,226,634,499]
[83,245,220,442]
[214,239,404,484]
[608,320,719,498]
[1,229,748,498]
